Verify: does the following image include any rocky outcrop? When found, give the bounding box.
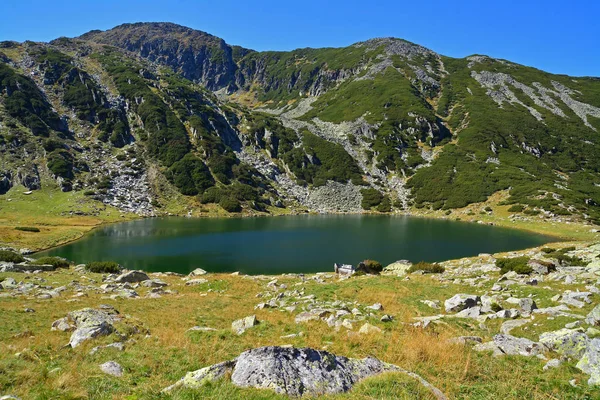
[164,346,447,399]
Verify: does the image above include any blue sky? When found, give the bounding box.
[1,0,598,77]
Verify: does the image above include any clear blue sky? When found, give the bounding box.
[1,0,598,77]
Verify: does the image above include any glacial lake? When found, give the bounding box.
[37,215,555,275]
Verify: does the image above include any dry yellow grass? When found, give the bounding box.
[1,267,597,399]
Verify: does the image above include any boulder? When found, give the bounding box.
[1,277,17,289]
[141,279,167,288]
[382,260,412,276]
[165,346,448,399]
[232,315,258,335]
[444,294,480,313]
[67,308,116,347]
[543,359,562,370]
[231,347,396,396]
[586,304,600,326]
[165,360,236,391]
[420,300,441,310]
[51,317,75,332]
[189,268,207,276]
[367,303,383,311]
[476,334,546,357]
[505,297,537,314]
[115,270,149,283]
[455,306,481,319]
[577,338,600,386]
[480,295,501,313]
[186,278,208,286]
[495,309,520,319]
[500,319,530,335]
[100,361,123,377]
[449,336,483,345]
[539,328,590,359]
[358,323,382,335]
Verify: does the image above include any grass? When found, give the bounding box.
[0,183,135,251]
[0,264,598,399]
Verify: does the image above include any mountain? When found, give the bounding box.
[1,22,599,223]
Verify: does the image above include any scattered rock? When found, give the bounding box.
[543,358,562,370]
[475,334,546,357]
[382,260,412,276]
[444,294,480,313]
[186,278,208,286]
[232,315,258,335]
[358,323,382,335]
[449,336,483,345]
[367,303,383,311]
[90,342,125,355]
[189,268,207,276]
[67,308,116,347]
[115,270,149,283]
[500,319,530,335]
[577,338,600,386]
[539,328,589,359]
[420,300,441,309]
[187,326,217,332]
[141,279,168,288]
[100,361,123,377]
[586,304,600,326]
[51,317,75,332]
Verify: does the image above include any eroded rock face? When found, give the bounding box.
[164,346,448,398]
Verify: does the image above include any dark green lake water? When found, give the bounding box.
[37,215,555,275]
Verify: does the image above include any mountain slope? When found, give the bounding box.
[1,22,599,224]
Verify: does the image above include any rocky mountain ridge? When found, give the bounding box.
[0,22,599,223]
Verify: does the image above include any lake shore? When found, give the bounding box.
[1,185,598,255]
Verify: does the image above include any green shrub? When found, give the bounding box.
[541,247,585,266]
[85,261,122,274]
[496,257,532,275]
[0,250,25,263]
[376,196,392,212]
[361,188,383,209]
[219,197,242,212]
[15,226,40,232]
[31,256,70,269]
[408,261,445,274]
[359,259,383,274]
[200,187,222,204]
[508,204,525,212]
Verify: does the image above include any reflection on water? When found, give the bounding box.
[37,215,555,275]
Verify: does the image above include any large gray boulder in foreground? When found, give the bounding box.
[164,346,447,399]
